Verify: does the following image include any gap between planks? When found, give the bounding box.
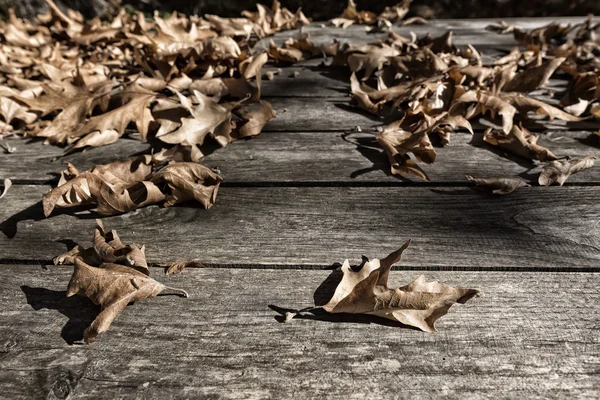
[1,262,600,273]
[8,180,600,188]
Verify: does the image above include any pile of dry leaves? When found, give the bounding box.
[0,0,307,214]
[252,5,599,191]
[2,1,597,342]
[334,17,599,189]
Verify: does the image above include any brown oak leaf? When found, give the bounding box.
[284,240,480,333]
[156,90,232,148]
[54,219,149,275]
[43,155,222,216]
[539,156,595,186]
[376,122,436,181]
[483,125,557,161]
[67,259,187,343]
[466,175,529,195]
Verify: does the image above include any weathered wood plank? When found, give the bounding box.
[0,265,598,399]
[265,97,599,132]
[2,185,600,269]
[260,62,569,97]
[2,130,599,183]
[256,17,599,49]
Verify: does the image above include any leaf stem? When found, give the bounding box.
[160,286,189,298]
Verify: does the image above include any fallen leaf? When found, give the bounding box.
[502,57,565,92]
[43,154,222,216]
[232,100,277,139]
[54,219,149,275]
[152,260,204,275]
[539,156,595,186]
[466,175,529,195]
[150,162,223,208]
[376,122,436,181]
[457,91,516,134]
[67,259,188,343]
[483,125,557,161]
[284,240,480,333]
[156,90,232,148]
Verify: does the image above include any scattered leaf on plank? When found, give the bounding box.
[43,151,222,217]
[466,175,529,195]
[68,259,188,343]
[285,240,481,332]
[57,221,188,343]
[539,156,596,186]
[54,219,149,275]
[376,121,436,181]
[483,125,557,161]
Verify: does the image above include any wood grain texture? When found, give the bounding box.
[263,97,600,132]
[2,130,599,183]
[0,265,598,399]
[2,185,600,269]
[260,65,569,97]
[1,17,600,400]
[256,17,600,49]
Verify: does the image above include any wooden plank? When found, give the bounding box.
[2,130,600,184]
[0,265,598,398]
[2,185,600,269]
[5,95,590,136]
[261,59,563,97]
[256,17,599,49]
[265,97,600,132]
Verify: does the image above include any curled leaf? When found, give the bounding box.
[153,260,204,275]
[43,154,222,217]
[539,156,595,186]
[67,259,187,343]
[286,240,480,333]
[376,122,436,181]
[54,220,149,275]
[466,175,529,195]
[483,125,557,161]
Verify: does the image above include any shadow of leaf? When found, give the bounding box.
[0,201,99,239]
[269,269,421,331]
[21,286,99,345]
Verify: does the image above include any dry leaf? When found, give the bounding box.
[505,94,583,122]
[376,122,436,181]
[43,154,222,216]
[285,240,480,333]
[457,91,516,134]
[483,125,557,161]
[150,162,223,208]
[54,219,149,275]
[466,175,529,195]
[156,90,232,148]
[502,57,565,92]
[232,100,277,139]
[152,260,204,275]
[67,259,188,343]
[539,156,595,186]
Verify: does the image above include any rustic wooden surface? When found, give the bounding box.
[1,266,599,399]
[1,17,600,399]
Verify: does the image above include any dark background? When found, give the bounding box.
[1,0,599,21]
